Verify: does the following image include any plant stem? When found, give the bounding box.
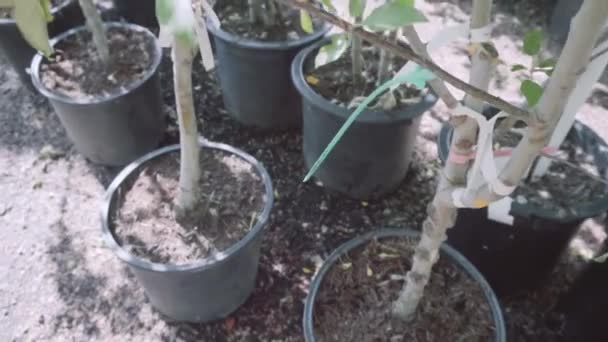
[77,0,110,66]
[351,18,363,87]
[376,31,398,86]
[276,0,530,122]
[392,0,494,320]
[249,0,263,24]
[173,38,201,218]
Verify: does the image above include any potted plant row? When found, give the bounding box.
[293,0,608,340]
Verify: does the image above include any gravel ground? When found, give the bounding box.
[1,1,607,341]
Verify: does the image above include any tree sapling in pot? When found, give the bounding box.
[206,0,329,129]
[29,0,165,166]
[292,0,437,199]
[101,0,274,322]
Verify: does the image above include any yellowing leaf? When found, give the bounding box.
[303,267,313,274]
[473,199,489,208]
[306,75,320,85]
[367,265,373,277]
[14,0,52,56]
[341,262,352,270]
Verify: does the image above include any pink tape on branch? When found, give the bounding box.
[448,150,476,164]
[492,146,558,158]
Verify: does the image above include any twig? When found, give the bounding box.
[277,0,531,122]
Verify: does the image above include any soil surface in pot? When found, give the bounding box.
[38,26,154,99]
[313,236,495,341]
[112,149,266,264]
[495,130,607,216]
[306,46,422,111]
[0,0,65,18]
[216,0,322,41]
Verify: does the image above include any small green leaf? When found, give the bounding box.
[406,65,435,89]
[156,0,174,25]
[538,58,556,69]
[14,0,52,56]
[594,252,608,263]
[511,64,527,72]
[363,1,427,31]
[523,28,543,56]
[396,0,415,6]
[40,0,52,21]
[300,10,313,33]
[320,0,335,12]
[349,0,366,18]
[520,79,543,107]
[314,33,350,67]
[303,68,434,182]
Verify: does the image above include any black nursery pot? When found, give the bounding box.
[558,255,608,342]
[0,0,84,88]
[437,119,608,297]
[101,139,274,322]
[303,228,506,342]
[207,22,329,130]
[113,0,158,29]
[292,39,438,199]
[30,23,165,166]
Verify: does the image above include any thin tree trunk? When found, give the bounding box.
[351,17,363,87]
[393,0,494,321]
[173,39,201,218]
[78,0,110,65]
[377,31,398,85]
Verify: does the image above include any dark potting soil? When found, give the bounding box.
[112,149,266,264]
[0,0,67,19]
[494,130,607,215]
[39,26,154,99]
[307,46,422,110]
[216,0,322,41]
[313,237,495,341]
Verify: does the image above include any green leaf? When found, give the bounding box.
[406,65,435,89]
[14,0,52,56]
[0,0,15,7]
[303,68,433,182]
[520,79,543,107]
[396,0,415,6]
[314,33,350,67]
[40,0,53,22]
[156,0,173,25]
[320,0,335,12]
[594,252,608,263]
[349,0,366,18]
[300,10,313,33]
[511,64,527,72]
[363,1,427,31]
[523,28,543,56]
[538,58,556,69]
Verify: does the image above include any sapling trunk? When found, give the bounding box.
[77,0,111,65]
[392,0,494,321]
[173,38,202,218]
[351,19,364,86]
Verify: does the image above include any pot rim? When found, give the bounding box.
[291,38,438,125]
[303,228,506,342]
[206,16,330,51]
[100,138,274,273]
[0,0,73,25]
[437,119,608,222]
[30,22,162,105]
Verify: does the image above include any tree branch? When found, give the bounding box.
[277,0,530,121]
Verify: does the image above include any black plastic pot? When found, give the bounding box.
[207,22,329,129]
[101,138,274,322]
[113,0,158,29]
[558,252,608,342]
[303,228,506,342]
[30,23,165,166]
[0,0,84,88]
[438,119,608,297]
[292,39,438,199]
